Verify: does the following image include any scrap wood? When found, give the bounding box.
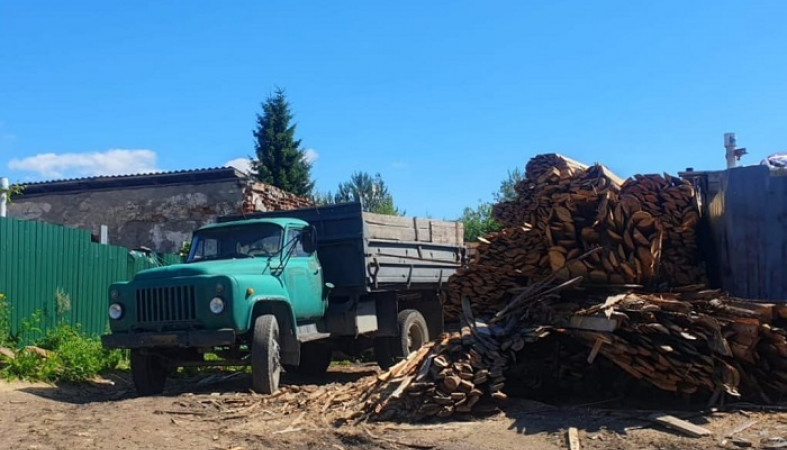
[361,426,436,450]
[726,419,759,437]
[648,413,712,438]
[567,427,581,450]
[0,346,15,360]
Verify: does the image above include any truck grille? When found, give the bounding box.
[136,286,196,323]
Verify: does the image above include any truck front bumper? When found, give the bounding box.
[101,329,236,349]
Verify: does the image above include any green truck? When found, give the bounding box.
[101,203,464,395]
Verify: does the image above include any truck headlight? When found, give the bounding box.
[209,297,225,314]
[108,303,123,320]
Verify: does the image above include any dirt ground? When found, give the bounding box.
[2,365,787,450]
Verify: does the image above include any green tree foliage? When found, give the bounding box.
[324,171,403,215]
[251,88,314,196]
[494,167,524,202]
[2,182,24,204]
[460,168,523,241]
[460,202,501,242]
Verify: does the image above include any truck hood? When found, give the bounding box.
[133,258,279,280]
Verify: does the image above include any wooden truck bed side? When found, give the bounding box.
[218,202,464,296]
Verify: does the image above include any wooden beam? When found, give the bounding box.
[648,414,712,438]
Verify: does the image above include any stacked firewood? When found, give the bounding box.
[620,175,705,287]
[343,282,565,421]
[443,226,548,319]
[445,154,707,322]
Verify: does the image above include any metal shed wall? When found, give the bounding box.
[707,165,787,300]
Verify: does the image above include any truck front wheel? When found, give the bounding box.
[130,349,167,396]
[251,314,281,394]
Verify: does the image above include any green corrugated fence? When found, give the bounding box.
[0,217,181,337]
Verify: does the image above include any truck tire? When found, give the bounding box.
[397,309,429,357]
[130,349,167,396]
[376,309,430,370]
[251,314,281,394]
[285,341,332,377]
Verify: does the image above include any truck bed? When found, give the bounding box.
[218,203,464,295]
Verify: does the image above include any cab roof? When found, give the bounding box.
[196,217,309,232]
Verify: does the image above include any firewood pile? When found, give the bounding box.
[565,291,787,401]
[350,289,787,422]
[445,153,707,321]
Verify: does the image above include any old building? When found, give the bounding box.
[8,167,311,253]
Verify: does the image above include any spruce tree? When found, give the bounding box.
[251,88,314,196]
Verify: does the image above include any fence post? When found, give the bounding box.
[0,177,9,217]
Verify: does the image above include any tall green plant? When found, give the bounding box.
[0,290,127,382]
[0,294,12,347]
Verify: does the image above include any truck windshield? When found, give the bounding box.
[187,224,283,262]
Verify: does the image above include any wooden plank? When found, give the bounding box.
[569,315,619,332]
[363,212,462,245]
[567,427,581,450]
[587,338,604,364]
[648,413,712,437]
[725,300,775,323]
[777,304,787,320]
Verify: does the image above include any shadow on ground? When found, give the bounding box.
[501,393,715,438]
[18,363,380,405]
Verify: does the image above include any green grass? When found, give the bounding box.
[0,293,128,383]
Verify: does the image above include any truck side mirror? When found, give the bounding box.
[301,226,318,254]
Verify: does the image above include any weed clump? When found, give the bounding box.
[0,292,127,382]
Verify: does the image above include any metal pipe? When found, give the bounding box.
[0,177,8,218]
[724,133,737,169]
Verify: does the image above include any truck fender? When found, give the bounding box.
[249,297,299,366]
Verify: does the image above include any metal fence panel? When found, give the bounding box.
[0,217,178,338]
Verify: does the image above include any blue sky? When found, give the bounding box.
[2,1,787,219]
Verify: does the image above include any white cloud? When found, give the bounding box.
[225,157,252,174]
[8,149,159,179]
[302,148,319,164]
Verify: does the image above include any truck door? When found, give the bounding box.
[283,227,325,320]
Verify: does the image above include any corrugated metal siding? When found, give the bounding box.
[0,217,178,337]
[708,165,787,300]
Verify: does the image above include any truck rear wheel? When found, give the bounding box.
[375,309,430,370]
[251,314,281,394]
[130,349,167,396]
[397,309,429,356]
